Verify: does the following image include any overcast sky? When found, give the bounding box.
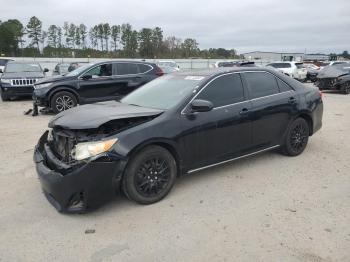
[1,0,349,54]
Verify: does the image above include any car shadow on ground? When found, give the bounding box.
[83,149,283,217]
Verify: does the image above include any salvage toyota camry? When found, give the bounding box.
[34,67,323,213]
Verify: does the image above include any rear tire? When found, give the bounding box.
[51,91,77,114]
[281,118,309,156]
[122,145,177,204]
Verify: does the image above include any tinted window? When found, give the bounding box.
[84,64,112,77]
[276,78,292,92]
[0,59,10,66]
[197,74,244,107]
[138,64,152,73]
[295,63,303,69]
[129,63,139,74]
[268,63,291,68]
[244,72,279,99]
[116,63,140,75]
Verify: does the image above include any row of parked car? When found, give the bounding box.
[0,59,181,113]
[0,58,349,113]
[214,60,350,94]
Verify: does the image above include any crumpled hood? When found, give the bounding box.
[317,66,350,79]
[49,101,164,129]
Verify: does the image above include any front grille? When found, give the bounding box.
[10,79,38,86]
[317,78,335,89]
[51,132,77,164]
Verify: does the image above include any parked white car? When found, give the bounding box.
[266,62,307,81]
[157,60,180,71]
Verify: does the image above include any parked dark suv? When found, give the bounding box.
[0,61,48,101]
[33,61,163,113]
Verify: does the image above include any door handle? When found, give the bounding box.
[288,97,297,104]
[239,108,249,115]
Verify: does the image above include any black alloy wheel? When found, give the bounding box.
[135,157,171,198]
[123,145,177,204]
[282,118,309,156]
[51,91,77,114]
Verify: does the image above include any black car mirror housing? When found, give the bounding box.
[44,68,49,73]
[190,99,214,113]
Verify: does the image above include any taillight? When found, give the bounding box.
[319,90,324,98]
[155,67,164,76]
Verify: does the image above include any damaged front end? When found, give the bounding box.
[316,65,350,94]
[34,102,162,213]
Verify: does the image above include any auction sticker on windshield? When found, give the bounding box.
[185,76,205,81]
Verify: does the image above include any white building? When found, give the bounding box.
[242,51,304,62]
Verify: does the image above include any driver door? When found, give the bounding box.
[180,73,252,170]
[78,63,116,102]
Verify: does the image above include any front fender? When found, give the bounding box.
[47,86,80,105]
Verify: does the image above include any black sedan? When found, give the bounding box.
[34,67,323,213]
[33,60,163,114]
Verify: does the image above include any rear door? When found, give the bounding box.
[110,63,154,98]
[242,71,297,148]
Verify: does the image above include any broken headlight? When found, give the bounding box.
[71,138,118,161]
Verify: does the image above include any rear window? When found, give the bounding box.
[115,63,140,75]
[295,63,303,69]
[138,64,152,73]
[244,72,279,99]
[268,63,291,68]
[218,62,234,67]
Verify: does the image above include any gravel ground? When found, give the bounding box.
[0,87,349,262]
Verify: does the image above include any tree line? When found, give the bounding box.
[0,16,239,59]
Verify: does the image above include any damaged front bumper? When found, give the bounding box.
[33,131,127,213]
[316,78,338,90]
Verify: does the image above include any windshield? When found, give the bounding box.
[333,63,350,72]
[121,74,206,110]
[5,63,42,73]
[65,63,94,77]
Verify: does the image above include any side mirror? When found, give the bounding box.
[0,69,3,73]
[44,68,49,73]
[81,74,92,80]
[190,99,213,113]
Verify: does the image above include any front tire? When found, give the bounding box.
[341,82,350,95]
[51,91,77,114]
[282,118,309,156]
[1,91,10,101]
[123,145,177,204]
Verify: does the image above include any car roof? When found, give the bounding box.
[92,60,156,66]
[174,67,277,77]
